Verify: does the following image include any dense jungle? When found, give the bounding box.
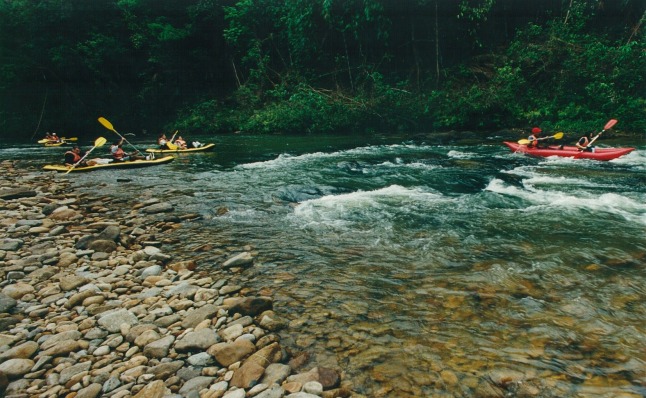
[0,0,644,140]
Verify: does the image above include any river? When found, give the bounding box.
[3,132,645,397]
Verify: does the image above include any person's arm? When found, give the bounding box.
[527,135,536,147]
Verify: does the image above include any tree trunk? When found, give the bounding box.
[435,1,440,86]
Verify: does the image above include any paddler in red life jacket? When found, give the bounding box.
[527,127,546,148]
[576,132,595,152]
[111,139,145,161]
[64,146,86,167]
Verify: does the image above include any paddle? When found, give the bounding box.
[518,132,564,145]
[61,137,78,142]
[169,130,179,143]
[65,137,107,174]
[582,119,618,150]
[97,117,143,155]
[166,130,179,150]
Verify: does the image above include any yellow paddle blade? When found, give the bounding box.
[166,141,178,150]
[37,139,48,144]
[553,132,564,139]
[65,137,107,174]
[98,117,115,131]
[62,137,78,141]
[517,139,530,145]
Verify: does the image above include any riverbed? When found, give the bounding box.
[4,132,645,397]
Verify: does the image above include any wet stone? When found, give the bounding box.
[0,164,348,398]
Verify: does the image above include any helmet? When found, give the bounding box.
[531,127,541,134]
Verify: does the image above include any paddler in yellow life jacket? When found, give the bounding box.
[64,146,86,167]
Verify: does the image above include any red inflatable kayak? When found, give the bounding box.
[503,142,634,161]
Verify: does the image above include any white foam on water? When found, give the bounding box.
[375,160,440,170]
[541,155,585,165]
[447,150,475,159]
[292,185,448,228]
[501,165,541,178]
[486,178,646,225]
[237,143,439,170]
[607,148,645,169]
[523,174,619,189]
[502,162,629,190]
[239,153,309,169]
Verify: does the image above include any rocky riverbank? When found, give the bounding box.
[0,160,353,398]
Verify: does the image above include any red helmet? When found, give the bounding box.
[531,127,542,134]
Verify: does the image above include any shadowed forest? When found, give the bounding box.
[1,0,644,141]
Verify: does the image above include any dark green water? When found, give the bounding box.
[3,133,645,397]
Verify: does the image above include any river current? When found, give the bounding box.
[3,132,645,397]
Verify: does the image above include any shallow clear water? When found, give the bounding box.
[3,133,645,397]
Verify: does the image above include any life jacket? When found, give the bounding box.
[111,145,125,160]
[65,150,81,163]
[578,136,590,147]
[528,134,539,147]
[175,138,187,149]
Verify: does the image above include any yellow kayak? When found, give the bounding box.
[42,156,174,173]
[145,143,215,154]
[39,137,78,146]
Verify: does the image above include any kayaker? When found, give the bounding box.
[111,139,145,161]
[174,136,188,149]
[158,134,169,149]
[576,132,595,152]
[49,132,61,143]
[64,146,86,167]
[527,127,546,148]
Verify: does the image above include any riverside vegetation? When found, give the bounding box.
[1,1,644,139]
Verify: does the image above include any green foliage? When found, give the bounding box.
[458,0,496,48]
[419,63,525,130]
[177,84,362,135]
[0,0,644,140]
[499,14,646,133]
[147,21,192,41]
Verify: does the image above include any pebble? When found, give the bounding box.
[0,161,344,398]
